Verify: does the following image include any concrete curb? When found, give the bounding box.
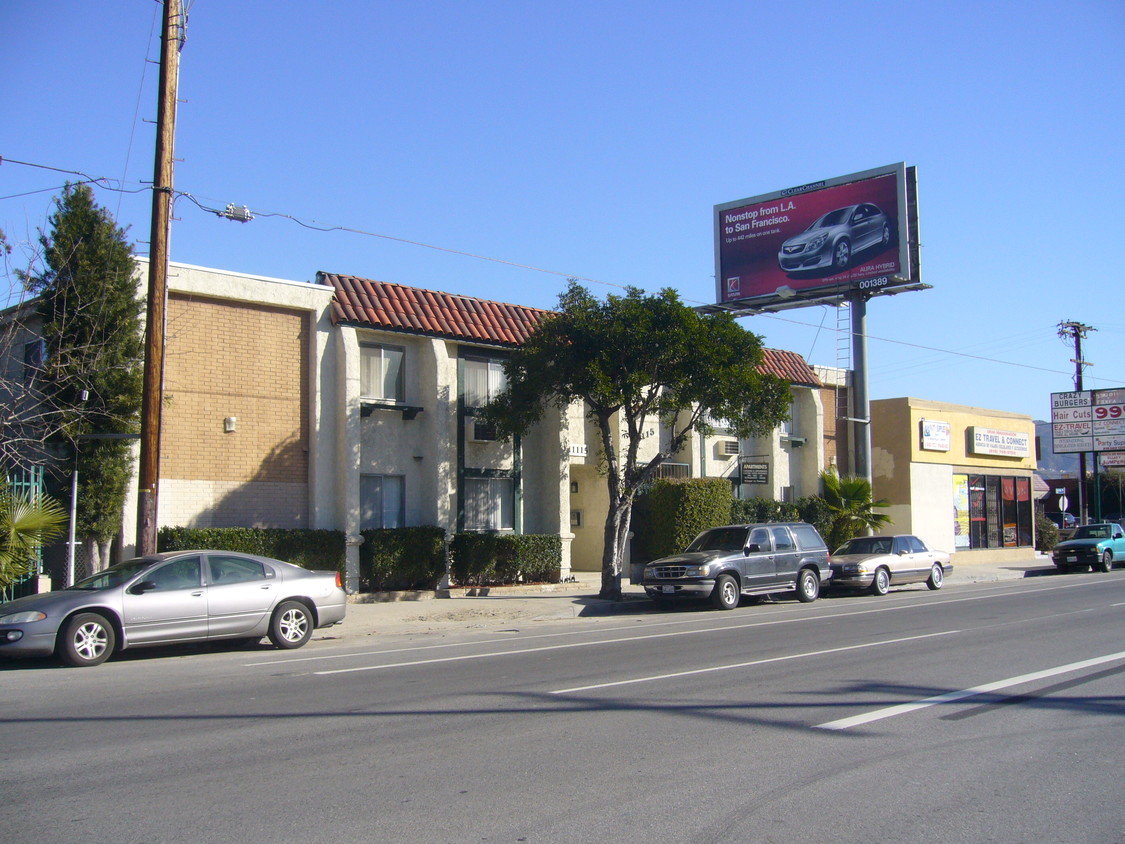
[323,558,1058,640]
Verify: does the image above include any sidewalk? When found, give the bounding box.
[323,555,1057,640]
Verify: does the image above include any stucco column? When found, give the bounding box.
[336,327,363,593]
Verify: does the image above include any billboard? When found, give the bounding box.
[714,163,919,309]
[1051,389,1125,453]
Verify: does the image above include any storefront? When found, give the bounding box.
[871,398,1037,564]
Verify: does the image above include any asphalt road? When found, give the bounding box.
[2,574,1123,843]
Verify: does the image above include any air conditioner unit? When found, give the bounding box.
[719,440,740,457]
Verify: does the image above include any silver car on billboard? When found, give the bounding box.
[0,551,346,667]
[778,203,893,275]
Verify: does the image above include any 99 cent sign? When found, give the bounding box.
[1051,389,1125,453]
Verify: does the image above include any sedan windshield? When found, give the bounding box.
[836,537,893,555]
[686,528,748,553]
[68,558,158,591]
[808,207,852,229]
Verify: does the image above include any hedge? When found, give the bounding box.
[158,526,345,573]
[360,526,446,591]
[641,478,733,562]
[449,533,562,586]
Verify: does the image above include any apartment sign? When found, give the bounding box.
[740,459,769,485]
[969,427,1030,458]
[1051,389,1125,453]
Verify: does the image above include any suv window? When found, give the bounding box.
[790,523,827,551]
[748,527,771,552]
[770,526,795,552]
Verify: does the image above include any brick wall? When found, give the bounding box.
[159,293,309,526]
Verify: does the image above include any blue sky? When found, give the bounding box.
[2,0,1121,422]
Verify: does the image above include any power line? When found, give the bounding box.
[4,155,1123,387]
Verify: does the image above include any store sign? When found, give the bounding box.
[920,418,951,451]
[740,459,769,485]
[969,427,1030,458]
[1051,389,1125,453]
[1100,452,1125,468]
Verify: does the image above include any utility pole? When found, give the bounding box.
[1058,320,1095,524]
[137,0,183,555]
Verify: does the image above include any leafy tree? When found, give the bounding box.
[21,184,143,572]
[0,481,67,589]
[819,469,892,550]
[485,282,791,600]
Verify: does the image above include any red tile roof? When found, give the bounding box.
[318,272,821,384]
[760,348,822,387]
[319,272,549,347]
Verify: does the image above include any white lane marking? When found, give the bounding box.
[549,630,961,695]
[814,650,1125,731]
[251,577,1110,668]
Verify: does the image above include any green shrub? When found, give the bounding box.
[729,495,834,543]
[642,477,732,561]
[449,533,562,586]
[158,526,345,573]
[1035,513,1059,552]
[360,526,447,591]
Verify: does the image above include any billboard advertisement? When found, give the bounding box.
[714,163,915,308]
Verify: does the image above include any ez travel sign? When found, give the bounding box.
[1051,389,1125,453]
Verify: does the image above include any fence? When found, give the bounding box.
[1,465,48,602]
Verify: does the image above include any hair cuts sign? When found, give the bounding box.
[1052,389,1125,453]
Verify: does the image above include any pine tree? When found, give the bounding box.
[23,184,143,571]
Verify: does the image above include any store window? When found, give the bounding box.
[959,473,1033,549]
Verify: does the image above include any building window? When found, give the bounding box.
[462,356,507,408]
[360,344,404,402]
[962,473,1032,549]
[464,476,514,531]
[23,339,46,383]
[360,474,404,529]
[571,510,583,528]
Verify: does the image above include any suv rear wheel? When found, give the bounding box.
[795,568,820,603]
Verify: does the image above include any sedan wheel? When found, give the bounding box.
[59,612,116,667]
[796,568,820,603]
[832,239,851,270]
[1099,550,1114,573]
[710,574,740,610]
[268,601,313,649]
[871,567,891,596]
[926,563,944,590]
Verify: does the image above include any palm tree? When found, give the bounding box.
[0,481,68,590]
[819,469,892,550]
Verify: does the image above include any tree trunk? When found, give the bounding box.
[83,538,115,573]
[599,496,636,601]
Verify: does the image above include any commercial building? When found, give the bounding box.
[870,397,1038,564]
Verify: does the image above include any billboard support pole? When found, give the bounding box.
[850,291,872,484]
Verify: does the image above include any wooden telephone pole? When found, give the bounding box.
[137,0,183,555]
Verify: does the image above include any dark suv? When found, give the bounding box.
[640,522,832,610]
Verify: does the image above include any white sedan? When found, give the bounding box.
[830,535,952,595]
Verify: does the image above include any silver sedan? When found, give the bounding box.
[0,551,346,666]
